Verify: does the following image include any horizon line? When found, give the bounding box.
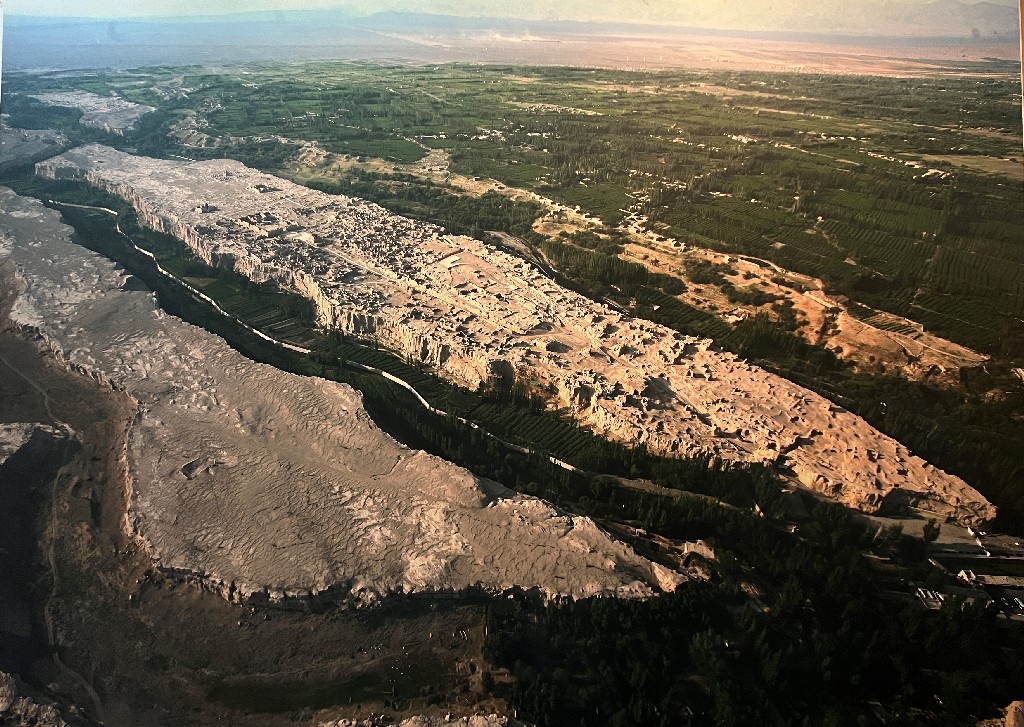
[4,8,1021,42]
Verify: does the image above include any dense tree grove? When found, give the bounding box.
[11,177,1017,726]
[487,496,1024,726]
[306,172,543,239]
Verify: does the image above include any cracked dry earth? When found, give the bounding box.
[36,145,995,527]
[0,187,682,605]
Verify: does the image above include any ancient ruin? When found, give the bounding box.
[35,145,996,527]
[28,91,153,135]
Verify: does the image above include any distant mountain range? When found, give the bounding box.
[3,3,1018,72]
[7,1,1020,39]
[895,0,1020,36]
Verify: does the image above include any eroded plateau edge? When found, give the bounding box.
[0,186,683,608]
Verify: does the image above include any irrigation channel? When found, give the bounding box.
[49,199,581,475]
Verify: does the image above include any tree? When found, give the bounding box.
[878,525,903,559]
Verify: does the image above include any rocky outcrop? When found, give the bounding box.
[34,145,996,527]
[0,423,74,484]
[0,672,75,727]
[0,126,68,173]
[0,186,683,607]
[0,423,43,466]
[980,702,1024,727]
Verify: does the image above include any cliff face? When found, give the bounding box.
[39,161,495,392]
[1,186,683,607]
[35,146,997,528]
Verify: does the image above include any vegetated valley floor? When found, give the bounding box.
[7,60,1021,527]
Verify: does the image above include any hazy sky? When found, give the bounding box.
[6,0,1019,20]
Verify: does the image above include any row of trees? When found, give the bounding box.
[487,497,1023,726]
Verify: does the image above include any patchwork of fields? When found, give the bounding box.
[53,62,1015,354]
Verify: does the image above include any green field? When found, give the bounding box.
[9,63,1020,351]
[5,65,1023,535]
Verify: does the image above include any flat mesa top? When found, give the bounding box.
[30,91,155,132]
